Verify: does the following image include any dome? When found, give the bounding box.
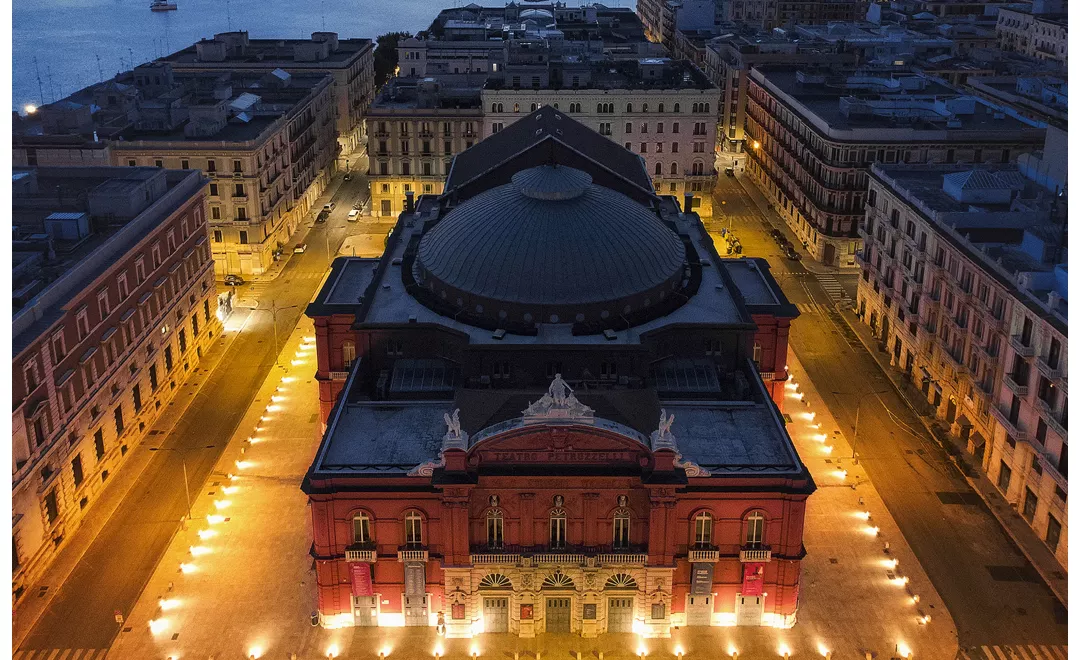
[416,165,687,326]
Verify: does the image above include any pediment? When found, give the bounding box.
[467,423,651,468]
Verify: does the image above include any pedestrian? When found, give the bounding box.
[437,610,446,636]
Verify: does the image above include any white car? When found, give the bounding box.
[293,243,307,254]
[348,209,360,221]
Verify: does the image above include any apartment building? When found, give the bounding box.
[703,30,855,156]
[483,58,721,216]
[160,31,376,154]
[966,75,1067,130]
[108,64,337,276]
[856,162,1067,570]
[996,8,1067,63]
[366,79,483,217]
[12,167,220,601]
[743,67,1045,268]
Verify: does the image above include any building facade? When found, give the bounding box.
[160,31,376,154]
[304,108,811,635]
[995,8,1067,63]
[743,67,1046,268]
[12,167,221,600]
[856,162,1067,570]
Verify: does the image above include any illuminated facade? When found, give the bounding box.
[304,108,811,636]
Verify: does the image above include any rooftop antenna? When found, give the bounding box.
[128,48,135,70]
[226,0,232,31]
[96,53,104,81]
[321,0,327,30]
[46,64,56,102]
[33,56,45,106]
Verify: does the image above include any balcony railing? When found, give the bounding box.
[470,552,524,565]
[990,404,1027,441]
[1009,335,1036,357]
[346,548,377,562]
[597,553,648,567]
[1034,398,1067,438]
[687,548,720,563]
[1002,373,1029,397]
[739,546,772,562]
[397,546,429,562]
[534,553,586,565]
[329,371,349,381]
[1034,355,1065,381]
[468,543,645,567]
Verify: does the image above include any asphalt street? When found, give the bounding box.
[18,173,375,652]
[711,173,1069,649]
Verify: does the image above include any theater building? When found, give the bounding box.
[303,107,813,636]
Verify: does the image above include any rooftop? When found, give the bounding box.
[487,57,714,91]
[368,78,483,112]
[161,31,373,67]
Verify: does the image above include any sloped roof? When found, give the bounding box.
[444,105,653,197]
[943,169,1026,190]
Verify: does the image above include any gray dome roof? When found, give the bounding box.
[416,165,686,317]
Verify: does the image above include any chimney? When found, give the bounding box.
[683,192,694,214]
[404,189,415,213]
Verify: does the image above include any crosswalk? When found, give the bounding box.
[796,302,827,315]
[959,645,1069,660]
[13,649,109,659]
[816,273,845,303]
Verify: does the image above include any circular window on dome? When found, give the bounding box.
[440,290,447,299]
[524,313,533,323]
[659,291,666,300]
[601,310,610,319]
[456,297,464,307]
[623,305,631,315]
[498,310,507,320]
[644,298,651,307]
[549,315,559,323]
[475,305,484,314]
[575,313,585,322]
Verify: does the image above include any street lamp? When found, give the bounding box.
[147,444,216,524]
[251,301,298,366]
[832,390,889,460]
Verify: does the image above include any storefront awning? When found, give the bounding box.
[970,431,986,448]
[956,415,972,428]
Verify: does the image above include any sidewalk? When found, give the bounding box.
[837,306,1068,609]
[12,308,251,650]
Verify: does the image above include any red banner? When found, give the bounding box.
[742,562,764,596]
[351,563,373,597]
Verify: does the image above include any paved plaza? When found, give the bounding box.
[101,320,959,660]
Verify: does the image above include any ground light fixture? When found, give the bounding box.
[778,644,792,659]
[674,646,685,658]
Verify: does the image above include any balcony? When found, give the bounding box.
[1034,355,1065,381]
[597,552,648,567]
[687,548,720,563]
[1034,398,1068,438]
[534,552,586,565]
[990,403,1027,441]
[329,371,349,381]
[1009,335,1035,357]
[470,552,524,566]
[345,545,377,563]
[397,546,429,562]
[739,546,772,563]
[973,377,994,398]
[1002,373,1029,397]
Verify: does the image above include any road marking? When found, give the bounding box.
[46,651,61,660]
[815,273,844,303]
[796,303,823,315]
[965,646,1070,660]
[13,650,110,660]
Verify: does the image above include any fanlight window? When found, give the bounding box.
[693,512,713,546]
[352,513,371,544]
[542,571,576,589]
[605,573,638,590]
[487,509,504,548]
[745,512,765,547]
[405,511,423,546]
[479,573,513,590]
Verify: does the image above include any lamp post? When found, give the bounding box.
[147,444,215,524]
[833,390,889,460]
[252,301,298,366]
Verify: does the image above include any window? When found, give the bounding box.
[1022,487,1038,522]
[207,159,216,172]
[94,428,105,460]
[204,300,211,323]
[693,512,712,546]
[165,346,174,372]
[127,159,137,167]
[655,162,662,176]
[1046,514,1061,551]
[23,361,39,393]
[76,309,90,340]
[549,508,567,548]
[405,511,423,546]
[149,364,159,392]
[178,328,187,353]
[114,405,124,436]
[353,513,371,544]
[51,331,67,364]
[745,512,764,547]
[487,509,504,548]
[209,183,218,197]
[71,454,84,487]
[997,461,1012,493]
[233,159,242,173]
[154,159,163,168]
[45,489,59,525]
[181,159,189,170]
[613,508,630,549]
[342,341,357,368]
[239,231,248,245]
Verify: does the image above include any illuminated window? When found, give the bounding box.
[353,513,371,544]
[487,509,504,548]
[745,512,764,547]
[694,512,712,546]
[613,509,630,549]
[549,508,567,548]
[405,511,423,546]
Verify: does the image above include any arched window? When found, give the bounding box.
[704,103,710,113]
[597,103,604,113]
[613,508,630,549]
[553,103,559,109]
[654,162,663,176]
[531,103,538,111]
[692,161,704,176]
[514,103,520,113]
[693,512,713,547]
[498,103,504,112]
[627,102,633,113]
[549,508,567,548]
[692,102,699,113]
[658,103,665,113]
[487,509,504,548]
[405,511,423,547]
[745,512,765,547]
[671,162,679,175]
[673,103,680,113]
[342,341,356,368]
[642,102,649,113]
[353,512,371,544]
[491,102,498,113]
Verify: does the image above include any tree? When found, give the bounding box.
[374,31,413,88]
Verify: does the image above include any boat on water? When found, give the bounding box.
[150,0,178,11]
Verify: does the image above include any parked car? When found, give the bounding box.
[724,167,736,177]
[343,173,352,181]
[323,202,335,212]
[293,243,307,254]
[784,247,802,261]
[348,209,361,221]
[224,274,245,286]
[769,229,783,241]
[316,210,330,223]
